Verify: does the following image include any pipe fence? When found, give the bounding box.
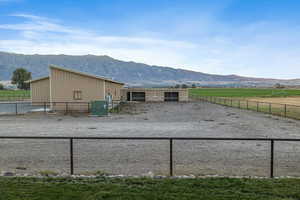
[0,136,300,178]
[192,95,300,120]
[0,101,122,115]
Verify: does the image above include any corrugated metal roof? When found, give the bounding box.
[122,88,188,91]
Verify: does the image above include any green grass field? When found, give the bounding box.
[0,90,30,101]
[189,88,300,97]
[0,90,30,96]
[1,177,300,200]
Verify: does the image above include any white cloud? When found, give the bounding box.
[0,13,300,79]
[0,14,197,68]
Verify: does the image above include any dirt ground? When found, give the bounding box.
[247,97,300,106]
[1,101,300,177]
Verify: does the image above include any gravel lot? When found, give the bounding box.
[1,101,300,177]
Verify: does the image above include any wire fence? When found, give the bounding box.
[0,136,300,178]
[191,95,300,120]
[0,101,122,115]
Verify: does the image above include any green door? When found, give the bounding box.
[90,101,108,116]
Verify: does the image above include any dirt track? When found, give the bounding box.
[1,101,300,177]
[247,97,300,106]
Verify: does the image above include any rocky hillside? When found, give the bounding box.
[0,51,294,86]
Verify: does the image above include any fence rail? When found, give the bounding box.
[0,94,30,101]
[1,136,300,178]
[0,101,122,115]
[192,95,300,120]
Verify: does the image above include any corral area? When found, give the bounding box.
[1,102,300,177]
[189,88,300,98]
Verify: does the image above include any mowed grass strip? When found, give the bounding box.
[0,90,30,101]
[189,88,300,98]
[0,90,30,96]
[0,177,300,200]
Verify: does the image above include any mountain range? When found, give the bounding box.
[0,51,298,87]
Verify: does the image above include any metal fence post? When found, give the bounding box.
[257,102,259,112]
[246,101,249,110]
[44,102,46,113]
[169,139,173,177]
[70,138,74,175]
[269,103,272,114]
[270,140,274,178]
[15,103,18,115]
[284,104,287,117]
[231,99,233,107]
[238,100,240,109]
[118,102,121,113]
[66,102,69,114]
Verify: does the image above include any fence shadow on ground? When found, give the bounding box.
[0,136,300,178]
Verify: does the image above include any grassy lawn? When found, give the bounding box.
[0,90,30,96]
[1,177,300,200]
[0,90,30,101]
[189,88,300,98]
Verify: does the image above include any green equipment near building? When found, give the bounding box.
[90,101,108,116]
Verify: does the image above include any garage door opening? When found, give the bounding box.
[127,92,131,101]
[164,92,179,102]
[132,92,146,101]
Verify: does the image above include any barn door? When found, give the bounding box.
[164,92,179,101]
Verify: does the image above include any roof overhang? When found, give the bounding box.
[49,65,124,85]
[26,76,49,83]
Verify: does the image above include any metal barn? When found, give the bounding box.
[121,88,189,102]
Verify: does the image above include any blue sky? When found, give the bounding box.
[0,0,300,79]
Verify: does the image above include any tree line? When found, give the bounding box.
[172,84,197,89]
[0,68,31,90]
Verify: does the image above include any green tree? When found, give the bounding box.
[181,84,188,88]
[191,84,196,88]
[11,68,32,90]
[0,83,4,90]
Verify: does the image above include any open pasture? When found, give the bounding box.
[247,97,300,106]
[189,88,300,98]
[190,88,300,120]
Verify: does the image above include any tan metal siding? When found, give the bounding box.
[105,81,123,101]
[31,78,50,103]
[50,67,106,111]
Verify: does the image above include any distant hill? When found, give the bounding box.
[0,51,297,87]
